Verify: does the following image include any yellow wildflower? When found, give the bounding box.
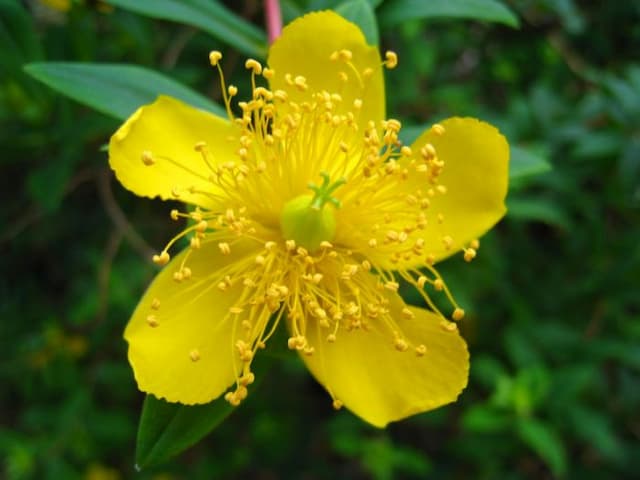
[109,11,509,427]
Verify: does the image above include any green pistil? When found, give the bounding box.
[308,171,346,210]
[280,172,346,252]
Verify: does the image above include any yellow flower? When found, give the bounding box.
[109,11,509,427]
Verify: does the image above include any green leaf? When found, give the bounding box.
[135,394,234,469]
[336,0,380,45]
[506,195,571,228]
[107,0,267,58]
[135,352,273,468]
[378,0,520,28]
[510,145,551,181]
[516,417,567,477]
[24,62,226,120]
[461,405,510,433]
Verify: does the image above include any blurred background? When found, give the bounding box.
[1,0,639,478]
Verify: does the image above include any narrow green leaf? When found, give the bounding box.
[510,146,551,181]
[516,417,567,477]
[107,0,267,58]
[378,0,520,28]
[24,62,225,120]
[336,0,380,45]
[135,355,272,468]
[507,195,571,229]
[135,395,234,469]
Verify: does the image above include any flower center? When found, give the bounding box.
[280,171,345,252]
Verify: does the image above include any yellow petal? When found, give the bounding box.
[336,117,508,270]
[410,117,509,262]
[300,299,469,427]
[109,95,236,208]
[125,239,260,404]
[267,11,385,130]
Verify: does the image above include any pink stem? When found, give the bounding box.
[265,0,283,44]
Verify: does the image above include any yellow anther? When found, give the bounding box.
[368,238,378,248]
[426,253,436,265]
[362,67,374,78]
[228,85,238,96]
[394,337,409,352]
[262,67,275,79]
[417,276,427,288]
[293,75,308,91]
[470,239,480,250]
[141,150,155,166]
[146,315,159,328]
[338,49,353,61]
[421,143,436,159]
[437,185,447,195]
[230,307,244,315]
[273,89,287,102]
[401,308,415,319]
[240,372,255,385]
[182,267,192,279]
[353,98,363,110]
[433,279,444,291]
[285,239,296,251]
[151,298,160,310]
[209,50,222,66]
[319,241,333,249]
[452,308,465,321]
[432,123,445,136]
[338,71,348,82]
[327,333,337,343]
[244,58,262,74]
[255,255,265,265]
[189,349,201,362]
[442,235,454,250]
[440,320,458,332]
[385,51,398,68]
[190,237,201,249]
[464,248,477,262]
[329,51,339,61]
[172,271,183,283]
[196,220,208,233]
[415,344,427,356]
[384,281,400,292]
[170,209,179,220]
[332,399,343,410]
[152,251,170,266]
[400,146,413,157]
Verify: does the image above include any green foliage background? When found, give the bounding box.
[2,0,639,478]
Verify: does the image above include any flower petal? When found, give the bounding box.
[300,298,469,427]
[336,117,508,270]
[268,11,385,130]
[109,95,237,208]
[410,117,509,262]
[125,239,260,404]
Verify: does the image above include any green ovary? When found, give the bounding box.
[280,194,337,252]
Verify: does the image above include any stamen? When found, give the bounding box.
[384,51,398,69]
